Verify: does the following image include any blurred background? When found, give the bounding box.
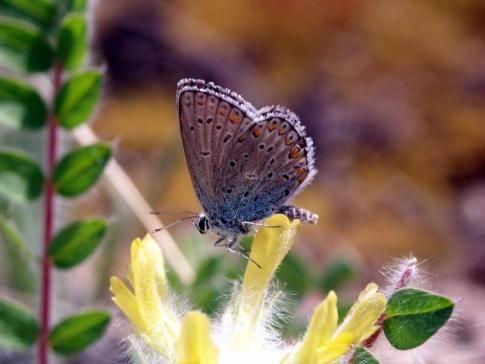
[1,0,485,362]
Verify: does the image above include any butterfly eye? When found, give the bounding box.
[197,216,210,234]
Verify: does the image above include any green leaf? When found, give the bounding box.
[352,347,379,364]
[49,310,110,354]
[0,0,56,29]
[319,257,357,292]
[0,17,53,73]
[57,13,87,71]
[55,70,101,128]
[276,252,311,295]
[53,143,111,197]
[0,75,47,129]
[0,218,36,291]
[0,148,44,202]
[384,288,454,350]
[0,297,39,350]
[48,218,107,268]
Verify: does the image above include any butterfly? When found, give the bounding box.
[175,78,318,251]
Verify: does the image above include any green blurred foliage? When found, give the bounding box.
[0,75,47,129]
[0,298,39,350]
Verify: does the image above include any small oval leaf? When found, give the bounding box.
[48,218,107,268]
[53,143,111,197]
[49,310,110,355]
[384,288,454,350]
[0,218,36,291]
[54,70,101,128]
[0,297,39,350]
[352,347,379,364]
[0,17,53,73]
[0,0,56,29]
[0,148,44,202]
[57,13,87,71]
[0,75,47,129]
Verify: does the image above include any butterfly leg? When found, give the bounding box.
[225,235,262,269]
[242,221,281,229]
[213,235,227,247]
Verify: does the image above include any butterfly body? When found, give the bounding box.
[177,79,317,247]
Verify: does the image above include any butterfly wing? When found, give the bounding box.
[176,79,258,214]
[214,105,317,223]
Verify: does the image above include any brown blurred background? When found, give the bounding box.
[93,0,485,274]
[87,1,485,361]
[7,0,485,362]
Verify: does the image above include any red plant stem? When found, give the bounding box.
[39,62,63,364]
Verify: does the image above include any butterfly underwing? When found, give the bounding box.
[176,78,318,249]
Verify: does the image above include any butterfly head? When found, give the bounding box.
[195,214,210,234]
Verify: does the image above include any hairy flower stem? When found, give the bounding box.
[39,62,63,364]
[362,258,417,349]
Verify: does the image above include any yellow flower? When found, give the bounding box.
[110,214,386,364]
[285,284,386,364]
[176,311,219,364]
[110,235,218,363]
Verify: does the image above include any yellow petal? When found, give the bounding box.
[110,276,145,333]
[175,311,219,364]
[315,332,353,364]
[231,214,299,349]
[295,291,338,364]
[240,214,299,316]
[142,234,169,301]
[335,283,386,344]
[131,234,180,353]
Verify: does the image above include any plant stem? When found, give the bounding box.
[39,62,63,364]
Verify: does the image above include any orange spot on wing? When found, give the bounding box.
[253,124,265,137]
[289,146,301,158]
[297,168,308,182]
[229,109,242,124]
[285,135,297,145]
[279,123,288,135]
[267,118,279,131]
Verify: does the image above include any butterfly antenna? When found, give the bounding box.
[150,210,199,217]
[152,216,198,233]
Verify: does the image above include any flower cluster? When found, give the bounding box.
[110,214,386,363]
